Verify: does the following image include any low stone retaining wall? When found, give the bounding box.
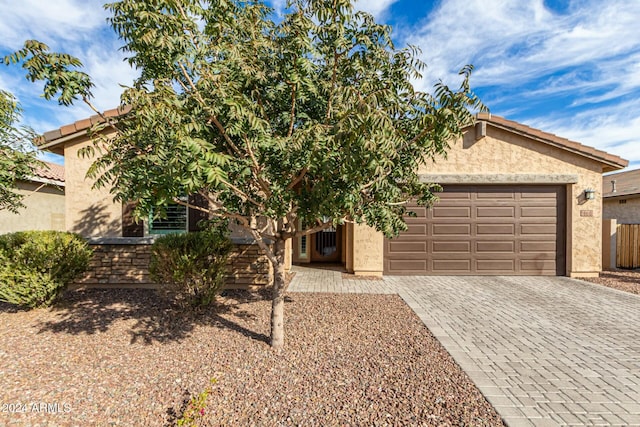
[226,242,273,288]
[74,237,273,288]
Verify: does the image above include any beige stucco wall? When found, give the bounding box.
[603,196,640,224]
[0,181,65,233]
[64,135,122,238]
[351,223,384,276]
[350,125,608,277]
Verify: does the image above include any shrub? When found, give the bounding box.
[0,231,92,308]
[149,223,232,307]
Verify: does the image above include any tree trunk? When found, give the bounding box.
[270,237,287,349]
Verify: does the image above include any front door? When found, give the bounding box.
[311,225,341,262]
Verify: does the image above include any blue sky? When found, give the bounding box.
[1,0,639,170]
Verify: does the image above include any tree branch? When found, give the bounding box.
[286,166,308,190]
[81,96,122,135]
[219,177,263,208]
[287,81,297,138]
[242,135,272,197]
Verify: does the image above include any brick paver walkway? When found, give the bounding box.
[289,266,640,426]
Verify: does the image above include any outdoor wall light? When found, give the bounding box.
[584,188,596,200]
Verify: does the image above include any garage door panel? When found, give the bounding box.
[432,206,471,218]
[432,224,471,235]
[476,241,515,253]
[388,241,427,253]
[476,224,515,235]
[521,224,557,235]
[432,241,471,253]
[404,224,428,236]
[520,259,556,273]
[437,190,471,200]
[432,259,471,272]
[521,206,557,217]
[521,190,559,199]
[384,185,565,275]
[476,259,515,272]
[476,206,515,218]
[520,217,557,224]
[387,260,428,272]
[521,241,556,252]
[476,191,515,199]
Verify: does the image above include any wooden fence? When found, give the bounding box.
[617,224,640,269]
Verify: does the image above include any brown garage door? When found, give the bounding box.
[384,185,566,275]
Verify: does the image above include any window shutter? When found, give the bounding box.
[122,202,144,237]
[188,193,209,232]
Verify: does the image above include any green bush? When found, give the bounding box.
[149,224,232,307]
[0,231,92,308]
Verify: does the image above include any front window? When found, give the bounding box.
[298,219,308,259]
[149,200,187,234]
[299,234,308,259]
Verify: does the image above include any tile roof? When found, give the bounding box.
[32,161,65,183]
[37,106,131,153]
[603,168,640,198]
[477,113,628,172]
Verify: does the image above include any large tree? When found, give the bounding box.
[7,0,484,348]
[0,90,41,213]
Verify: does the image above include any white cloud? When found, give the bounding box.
[527,100,640,169]
[268,0,288,16]
[0,0,138,133]
[354,0,398,18]
[0,0,107,48]
[82,44,139,112]
[406,0,640,90]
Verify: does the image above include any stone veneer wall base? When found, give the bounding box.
[73,238,273,289]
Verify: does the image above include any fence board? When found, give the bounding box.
[617,224,640,268]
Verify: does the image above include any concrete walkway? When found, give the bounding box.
[289,266,640,426]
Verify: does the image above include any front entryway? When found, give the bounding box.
[293,224,344,265]
[310,225,341,262]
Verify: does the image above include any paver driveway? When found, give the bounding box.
[290,267,640,426]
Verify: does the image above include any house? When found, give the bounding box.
[293,113,628,278]
[38,111,627,285]
[602,168,640,224]
[0,161,65,233]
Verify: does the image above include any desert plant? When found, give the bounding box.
[177,378,217,427]
[0,230,92,307]
[149,223,232,307]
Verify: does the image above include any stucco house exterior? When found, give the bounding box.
[38,110,627,284]
[0,161,65,233]
[602,168,640,224]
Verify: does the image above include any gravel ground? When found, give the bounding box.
[581,269,640,295]
[0,288,504,426]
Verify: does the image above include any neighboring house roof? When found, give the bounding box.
[476,113,628,173]
[603,168,640,198]
[37,108,628,172]
[29,161,65,186]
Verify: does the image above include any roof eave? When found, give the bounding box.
[36,129,88,153]
[604,192,640,199]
